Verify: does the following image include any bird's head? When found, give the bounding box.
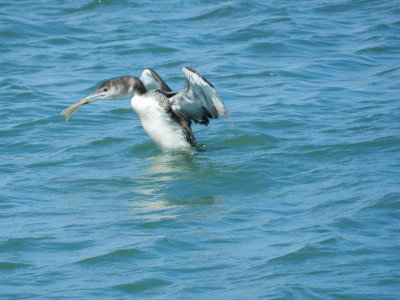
[85,76,144,102]
[61,76,146,121]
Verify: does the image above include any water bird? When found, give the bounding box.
[62,67,227,151]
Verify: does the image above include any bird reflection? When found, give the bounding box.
[144,151,197,177]
[127,150,221,220]
[138,151,197,195]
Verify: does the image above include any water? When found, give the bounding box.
[1,0,399,298]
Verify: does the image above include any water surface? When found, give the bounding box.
[1,0,399,299]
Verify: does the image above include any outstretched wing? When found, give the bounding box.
[169,67,227,126]
[139,68,172,92]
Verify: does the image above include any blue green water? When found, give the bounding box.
[1,0,400,299]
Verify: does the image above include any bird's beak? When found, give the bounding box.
[85,92,104,103]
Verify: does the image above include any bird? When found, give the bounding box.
[63,67,227,151]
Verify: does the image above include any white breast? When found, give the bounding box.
[130,94,191,151]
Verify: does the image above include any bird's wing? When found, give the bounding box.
[139,68,172,92]
[169,67,227,125]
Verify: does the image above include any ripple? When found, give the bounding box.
[0,261,32,270]
[113,278,171,293]
[62,0,116,14]
[172,264,231,273]
[0,237,54,252]
[185,5,239,21]
[361,192,400,213]
[268,238,341,264]
[373,65,399,76]
[246,41,288,53]
[153,237,197,253]
[76,248,150,265]
[220,133,279,147]
[89,137,128,146]
[356,45,398,55]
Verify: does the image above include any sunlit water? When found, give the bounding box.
[1,0,399,299]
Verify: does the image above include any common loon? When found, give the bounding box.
[62,67,227,151]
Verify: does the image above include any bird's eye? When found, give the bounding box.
[103,88,108,92]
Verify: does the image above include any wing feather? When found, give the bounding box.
[170,67,227,126]
[140,68,172,92]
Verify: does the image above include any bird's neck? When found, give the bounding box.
[130,77,146,96]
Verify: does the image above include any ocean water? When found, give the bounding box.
[1,0,399,299]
